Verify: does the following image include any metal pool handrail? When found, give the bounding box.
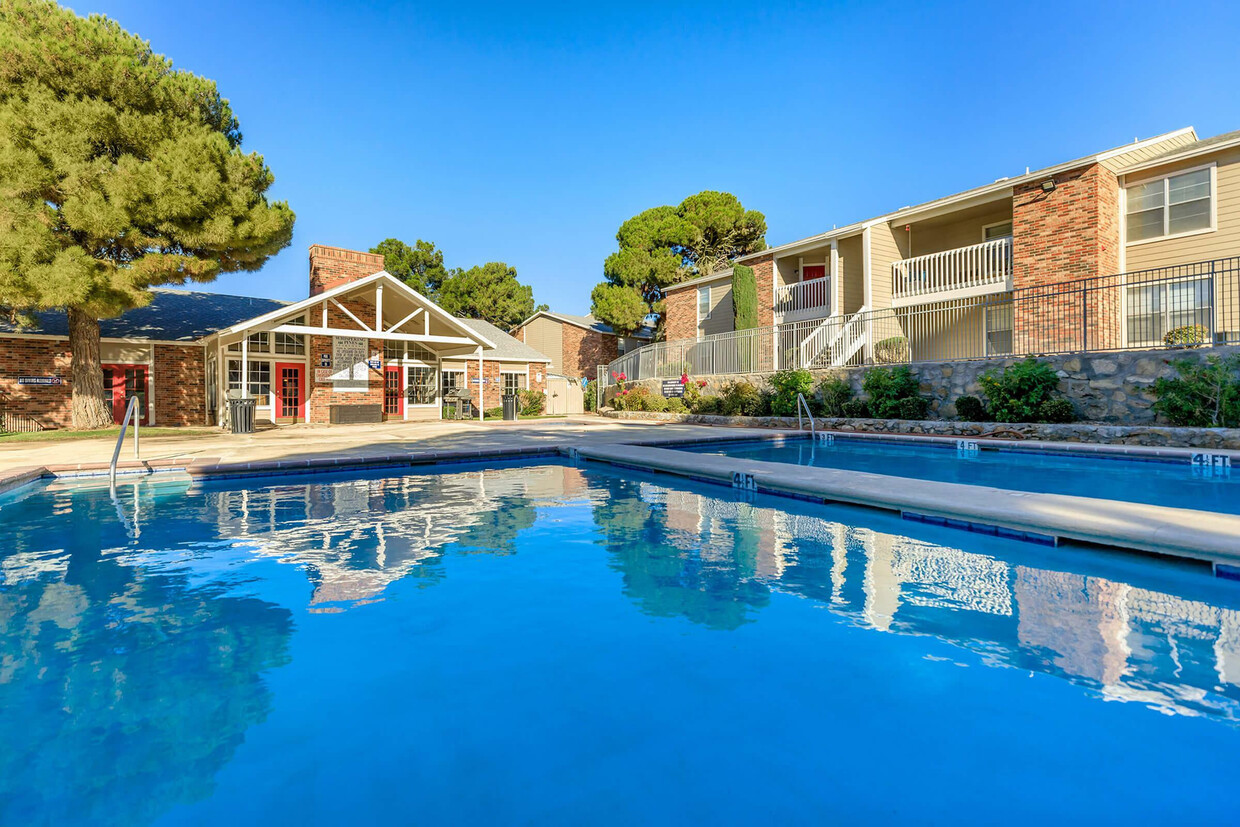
[796,392,815,436]
[108,395,140,490]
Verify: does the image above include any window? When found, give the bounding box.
[502,371,526,395]
[274,333,305,355]
[227,332,270,353]
[226,359,243,393]
[384,341,405,361]
[985,303,1013,356]
[407,366,437,404]
[983,221,1013,241]
[697,287,711,323]
[408,342,436,362]
[248,361,271,399]
[1127,278,1213,345]
[617,338,627,356]
[1126,166,1213,243]
[441,370,463,397]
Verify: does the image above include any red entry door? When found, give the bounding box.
[803,265,826,281]
[383,366,404,418]
[101,364,148,425]
[275,363,305,423]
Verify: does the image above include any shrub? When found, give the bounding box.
[484,406,504,419]
[767,369,814,416]
[691,394,721,415]
[816,377,853,417]
[862,366,921,419]
[1163,324,1211,348]
[732,264,758,331]
[896,396,928,420]
[666,397,688,414]
[841,398,870,418]
[644,394,669,413]
[519,389,546,416]
[1038,397,1076,424]
[719,380,765,417]
[1152,355,1240,427]
[584,379,598,412]
[874,335,909,364]
[955,395,988,422]
[978,358,1064,423]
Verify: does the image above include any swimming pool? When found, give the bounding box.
[681,436,1240,514]
[2,461,1239,824]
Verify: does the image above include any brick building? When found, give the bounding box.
[512,311,651,379]
[650,126,1240,371]
[0,245,551,429]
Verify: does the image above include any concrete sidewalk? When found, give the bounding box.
[0,416,744,476]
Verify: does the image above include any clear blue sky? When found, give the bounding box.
[83,0,1240,313]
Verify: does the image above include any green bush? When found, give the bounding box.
[1037,397,1076,424]
[1152,355,1240,427]
[691,394,721,415]
[874,335,909,364]
[718,380,765,417]
[1163,324,1211,348]
[841,398,870,418]
[483,406,504,419]
[644,394,669,413]
[862,366,922,419]
[666,397,688,414]
[978,358,1066,423]
[767,369,814,416]
[519,389,546,416]
[955,395,988,422]
[896,396,928,420]
[732,264,758,331]
[816,377,853,417]
[584,379,597,412]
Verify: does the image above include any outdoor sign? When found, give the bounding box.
[18,376,62,386]
[366,359,381,370]
[661,379,685,398]
[331,336,368,392]
[318,354,331,368]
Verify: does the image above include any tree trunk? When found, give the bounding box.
[68,307,114,430]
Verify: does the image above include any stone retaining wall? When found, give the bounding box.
[604,344,1240,425]
[601,409,1240,450]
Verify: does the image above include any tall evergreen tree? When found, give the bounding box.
[0,0,295,428]
[436,262,546,330]
[370,238,449,296]
[590,191,765,337]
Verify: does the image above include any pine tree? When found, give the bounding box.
[0,0,295,427]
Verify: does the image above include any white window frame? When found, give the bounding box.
[697,286,711,327]
[500,368,527,396]
[982,298,1014,356]
[405,365,438,407]
[981,220,1014,241]
[1124,162,1217,247]
[1124,276,1215,348]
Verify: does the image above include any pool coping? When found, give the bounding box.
[3,426,1237,569]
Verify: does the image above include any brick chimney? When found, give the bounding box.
[308,245,386,296]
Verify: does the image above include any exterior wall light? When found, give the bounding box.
[1040,179,1056,193]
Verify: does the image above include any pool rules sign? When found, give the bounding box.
[331,336,369,392]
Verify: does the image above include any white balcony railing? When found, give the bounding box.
[774,277,831,321]
[892,237,1013,303]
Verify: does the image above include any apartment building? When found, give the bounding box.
[513,311,652,379]
[650,126,1240,378]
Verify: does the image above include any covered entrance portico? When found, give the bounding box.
[203,271,497,427]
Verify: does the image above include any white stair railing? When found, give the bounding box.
[799,305,869,368]
[892,237,1012,301]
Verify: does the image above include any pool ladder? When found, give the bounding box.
[796,392,816,437]
[108,395,141,491]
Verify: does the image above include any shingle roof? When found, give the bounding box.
[521,310,655,340]
[1139,128,1240,166]
[458,318,553,362]
[0,288,291,342]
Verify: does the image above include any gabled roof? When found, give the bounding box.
[517,310,655,340]
[0,288,290,341]
[664,268,735,294]
[457,319,553,362]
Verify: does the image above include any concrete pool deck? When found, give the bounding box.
[2,417,1238,568]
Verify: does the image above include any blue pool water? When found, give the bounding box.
[682,437,1240,513]
[2,462,1240,825]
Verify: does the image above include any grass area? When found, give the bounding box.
[0,426,216,444]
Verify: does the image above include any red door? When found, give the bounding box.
[383,366,404,419]
[275,363,305,423]
[802,265,826,280]
[101,364,148,425]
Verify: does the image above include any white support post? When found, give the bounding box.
[321,300,328,328]
[375,283,383,331]
[241,334,249,400]
[829,240,840,317]
[477,347,484,422]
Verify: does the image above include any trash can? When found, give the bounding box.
[229,397,257,434]
[502,394,519,421]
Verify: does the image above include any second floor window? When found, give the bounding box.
[1126,167,1213,243]
[697,287,711,323]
